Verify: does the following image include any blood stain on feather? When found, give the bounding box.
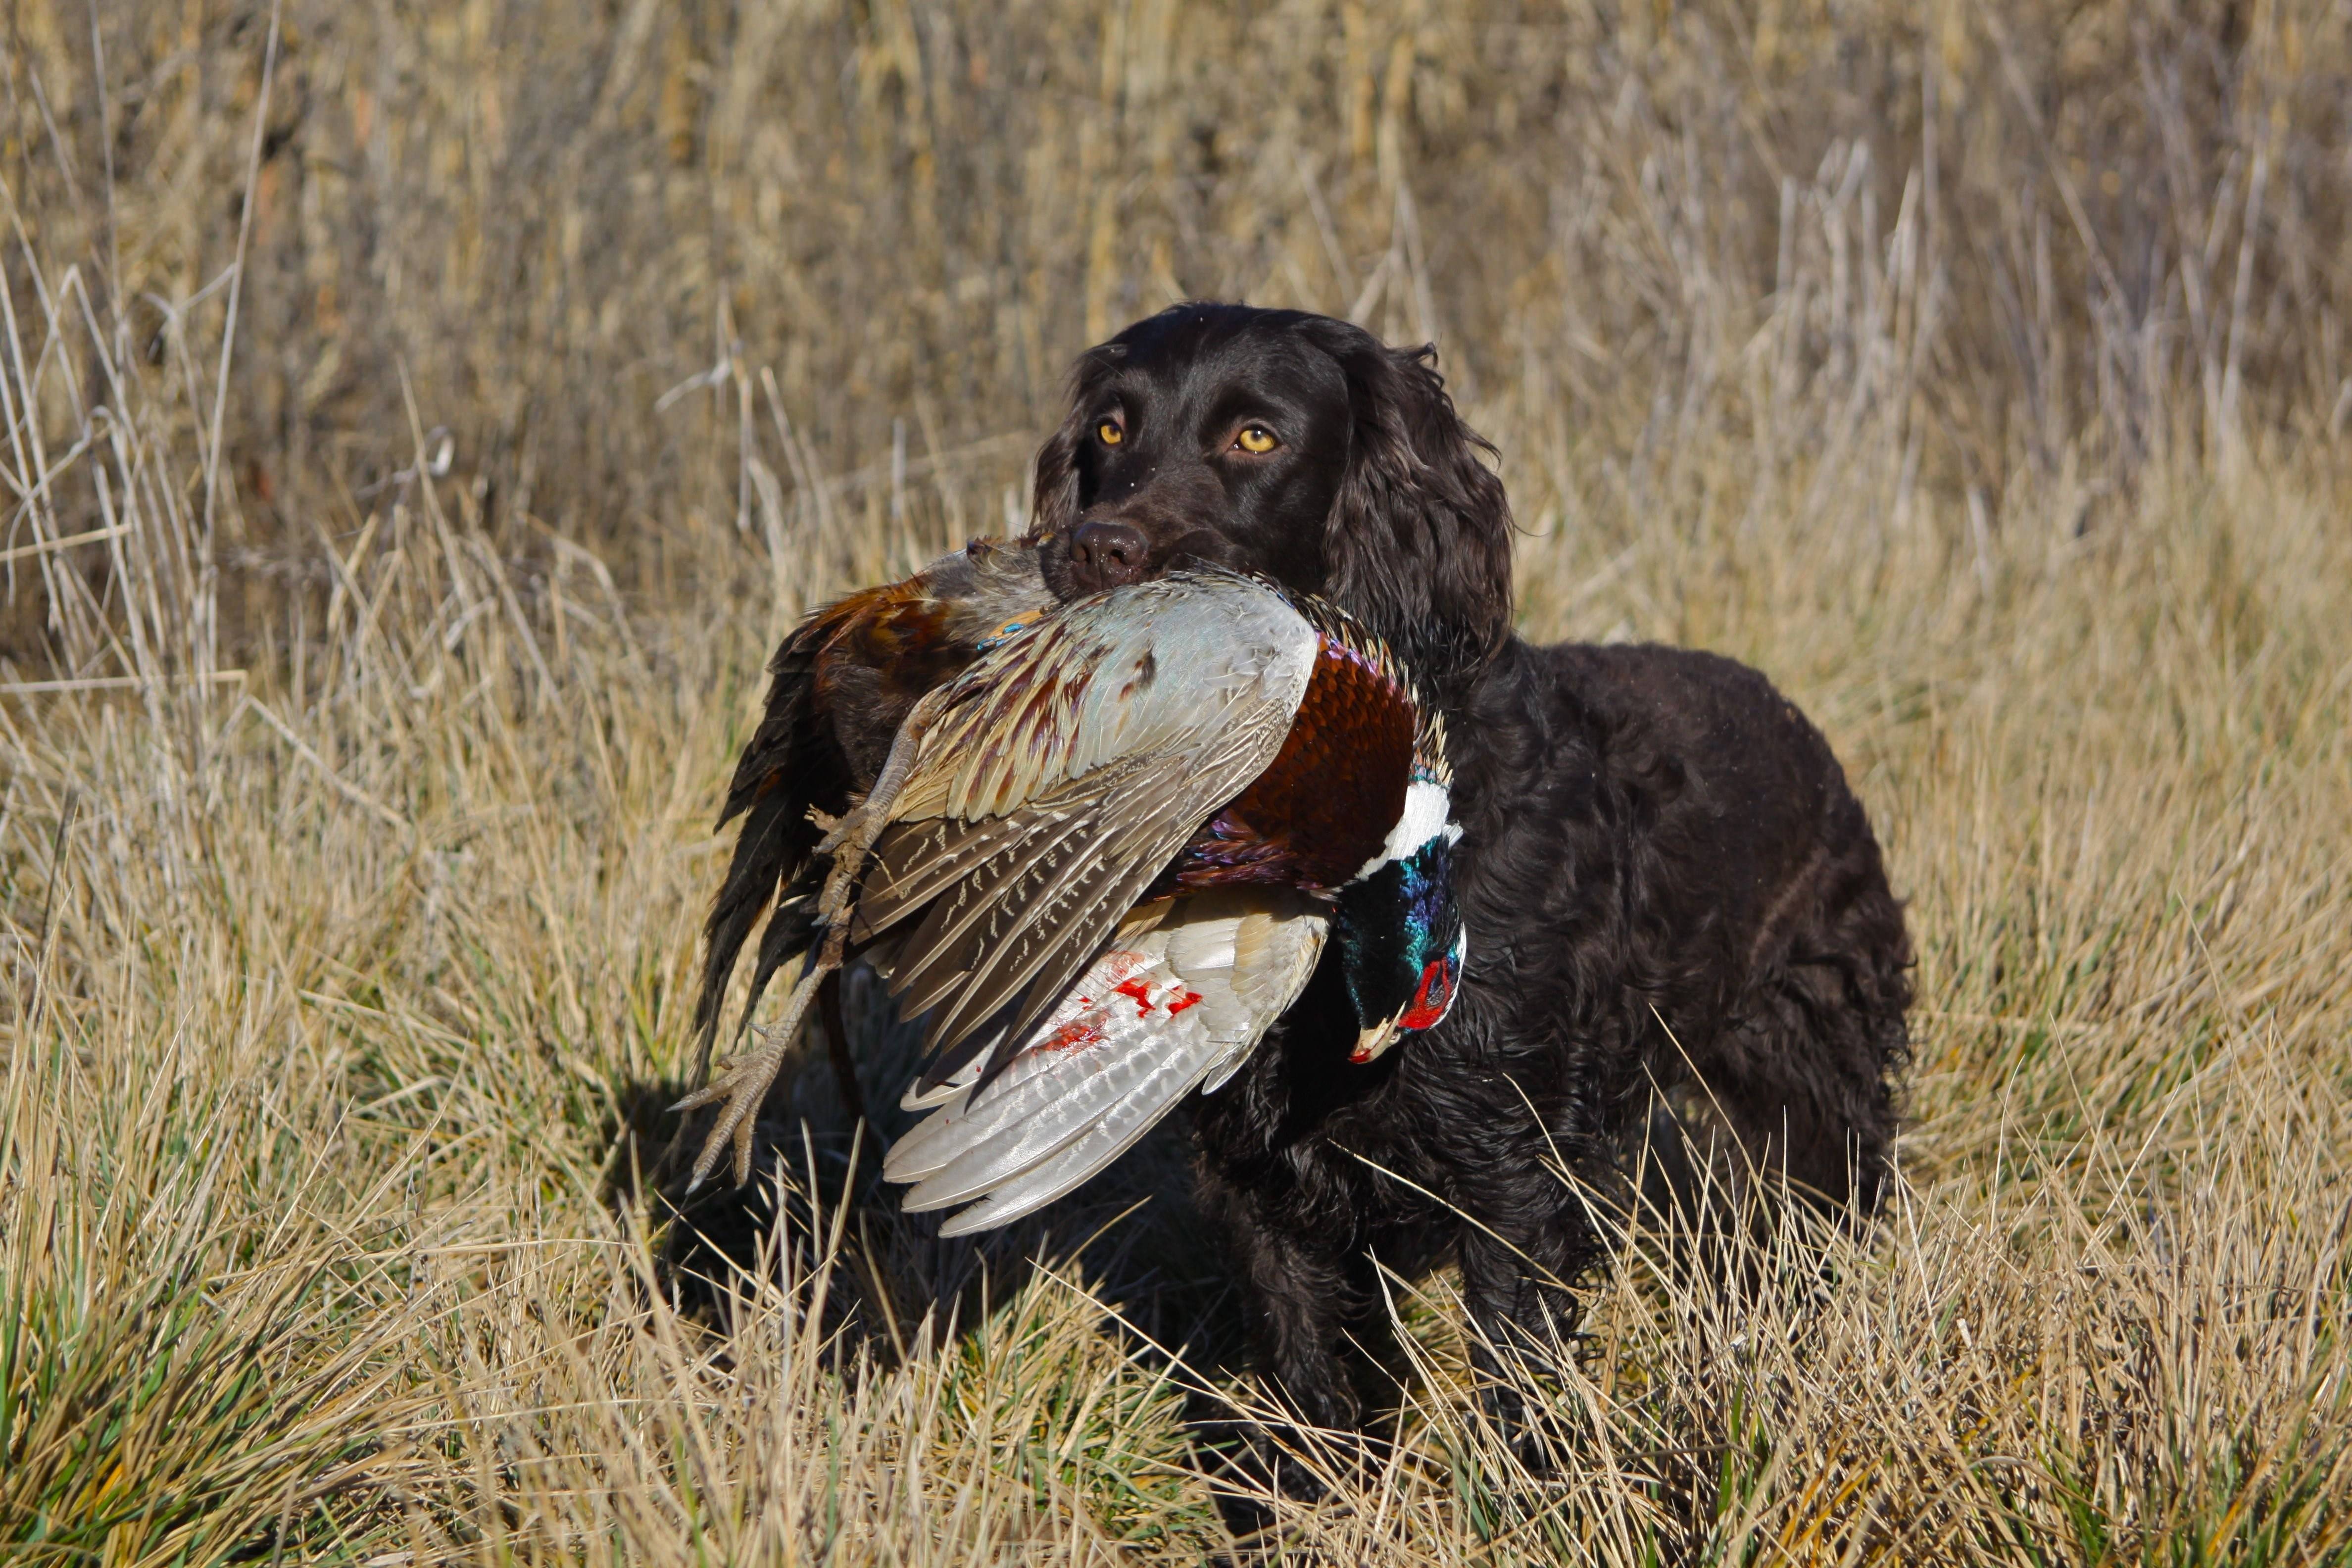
[1038,1017,1106,1053]
[1101,974,1203,1018]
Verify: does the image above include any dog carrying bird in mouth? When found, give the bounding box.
[685,302,1911,1454]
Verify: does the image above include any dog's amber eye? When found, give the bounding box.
[1096,419,1124,446]
[1235,425,1278,454]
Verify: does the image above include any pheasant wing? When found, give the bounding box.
[850,574,1321,1091]
[881,890,1328,1233]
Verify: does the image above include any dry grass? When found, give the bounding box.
[4,1,2352,1562]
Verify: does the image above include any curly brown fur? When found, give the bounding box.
[1025,303,1912,1448]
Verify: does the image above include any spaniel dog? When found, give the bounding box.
[1027,303,1912,1444]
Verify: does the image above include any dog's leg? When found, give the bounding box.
[1241,1224,1358,1423]
[1453,1168,1598,1472]
[1685,795,1912,1234]
[1192,1180,1372,1504]
[1689,888,1910,1245]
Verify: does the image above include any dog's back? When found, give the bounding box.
[1542,641,1912,1213]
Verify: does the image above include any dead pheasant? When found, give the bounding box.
[680,566,1466,1229]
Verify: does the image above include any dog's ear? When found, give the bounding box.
[1306,323,1514,696]
[1025,405,1088,541]
[1023,344,1126,542]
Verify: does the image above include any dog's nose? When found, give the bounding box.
[1067,520,1150,592]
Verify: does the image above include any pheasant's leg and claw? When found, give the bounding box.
[671,955,828,1190]
[813,684,954,936]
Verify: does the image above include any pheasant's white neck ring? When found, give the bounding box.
[1353,779,1457,883]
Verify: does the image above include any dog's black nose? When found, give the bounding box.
[1067,520,1150,591]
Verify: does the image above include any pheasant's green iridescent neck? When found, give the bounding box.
[1336,829,1466,1064]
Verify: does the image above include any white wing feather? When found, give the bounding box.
[882,891,1327,1232]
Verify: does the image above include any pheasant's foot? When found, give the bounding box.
[669,1031,788,1190]
[815,802,900,930]
[671,960,828,1189]
[812,684,954,928]
[819,917,851,972]
[811,806,861,858]
[814,841,868,929]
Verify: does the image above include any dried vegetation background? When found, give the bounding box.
[3,0,2351,1561]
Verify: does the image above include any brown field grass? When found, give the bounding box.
[4,1,2351,1561]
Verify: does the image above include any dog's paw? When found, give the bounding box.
[1475,1378,1572,1476]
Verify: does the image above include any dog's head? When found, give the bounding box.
[1028,304,1514,695]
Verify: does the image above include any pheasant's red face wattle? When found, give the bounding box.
[1397,953,1458,1032]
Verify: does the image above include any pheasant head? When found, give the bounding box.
[1334,763,1465,1064]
